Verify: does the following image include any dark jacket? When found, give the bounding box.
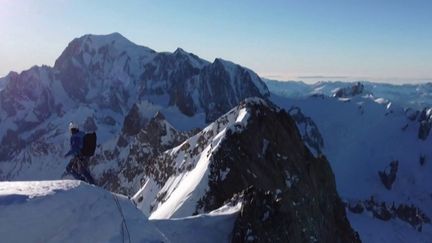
[65,131,85,157]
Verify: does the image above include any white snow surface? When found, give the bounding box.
[347,211,432,243]
[153,202,241,243]
[0,180,167,243]
[0,180,241,243]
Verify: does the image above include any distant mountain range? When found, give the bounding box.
[265,79,432,110]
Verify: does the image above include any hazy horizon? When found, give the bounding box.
[1,0,431,84]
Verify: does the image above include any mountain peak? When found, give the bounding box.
[213,57,234,66]
[332,82,366,98]
[240,97,272,109]
[78,32,135,46]
[173,47,188,55]
[56,33,155,66]
[133,95,359,242]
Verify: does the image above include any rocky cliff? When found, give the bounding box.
[133,98,359,242]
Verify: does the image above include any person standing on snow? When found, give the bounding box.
[64,122,95,184]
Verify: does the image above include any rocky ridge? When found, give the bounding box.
[133,98,360,242]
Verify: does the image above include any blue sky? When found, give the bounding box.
[1,0,431,83]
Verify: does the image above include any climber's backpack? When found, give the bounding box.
[81,132,97,156]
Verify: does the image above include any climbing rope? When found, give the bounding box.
[112,194,131,243]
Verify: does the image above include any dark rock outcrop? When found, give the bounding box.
[333,82,365,98]
[420,155,426,166]
[139,53,270,122]
[348,198,430,232]
[198,59,269,121]
[417,108,432,140]
[131,99,358,242]
[288,106,324,155]
[378,160,398,190]
[0,129,25,161]
[405,108,419,121]
[94,111,193,195]
[157,99,358,242]
[122,103,147,136]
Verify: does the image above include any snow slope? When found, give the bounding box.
[0,180,241,243]
[133,99,258,219]
[153,203,241,243]
[347,211,432,243]
[0,180,167,243]
[271,93,432,242]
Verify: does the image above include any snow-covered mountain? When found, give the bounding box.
[269,81,432,242]
[132,98,359,242]
[0,33,268,181]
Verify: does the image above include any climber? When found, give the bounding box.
[64,122,96,184]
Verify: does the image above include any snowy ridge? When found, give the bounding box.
[131,96,359,242]
[133,98,269,218]
[0,180,244,243]
[0,180,168,243]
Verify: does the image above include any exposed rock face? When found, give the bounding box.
[401,107,432,140]
[0,66,59,161]
[202,101,358,242]
[417,108,432,140]
[419,155,426,166]
[93,111,193,195]
[122,103,147,136]
[134,98,359,242]
[405,108,419,121]
[139,52,269,122]
[232,188,361,243]
[0,130,25,161]
[333,82,365,98]
[288,106,324,155]
[198,59,269,121]
[348,198,430,232]
[378,160,399,190]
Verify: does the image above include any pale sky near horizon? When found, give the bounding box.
[0,0,431,84]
